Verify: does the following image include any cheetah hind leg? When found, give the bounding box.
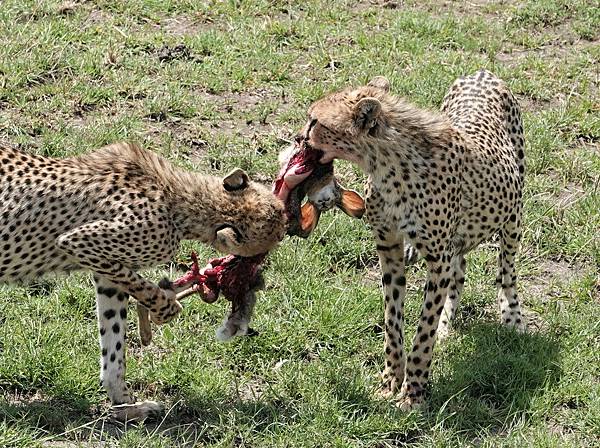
[497,224,526,333]
[437,255,466,341]
[111,401,164,423]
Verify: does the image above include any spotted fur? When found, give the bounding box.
[296,70,525,410]
[0,142,286,420]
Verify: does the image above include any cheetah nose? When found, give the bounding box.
[294,134,304,145]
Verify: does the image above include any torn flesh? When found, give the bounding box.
[272,141,323,203]
[143,140,336,342]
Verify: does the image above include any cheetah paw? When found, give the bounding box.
[395,382,426,412]
[376,374,402,400]
[504,318,527,334]
[148,289,182,325]
[396,394,424,412]
[111,400,164,422]
[377,387,395,400]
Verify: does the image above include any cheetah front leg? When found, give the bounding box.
[397,253,453,411]
[94,277,163,422]
[55,220,182,325]
[375,235,407,398]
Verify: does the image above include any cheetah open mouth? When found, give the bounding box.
[272,141,333,238]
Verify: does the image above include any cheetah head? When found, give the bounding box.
[296,76,392,167]
[211,168,287,257]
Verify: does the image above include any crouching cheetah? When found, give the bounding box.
[0,142,286,420]
[294,70,525,410]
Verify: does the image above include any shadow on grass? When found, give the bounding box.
[0,323,562,445]
[0,393,95,436]
[423,322,562,439]
[0,386,299,445]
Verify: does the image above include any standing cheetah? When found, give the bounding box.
[293,70,525,410]
[0,142,286,420]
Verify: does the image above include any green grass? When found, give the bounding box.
[0,0,599,446]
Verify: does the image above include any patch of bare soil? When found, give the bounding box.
[354,0,520,19]
[537,181,588,211]
[195,88,294,138]
[554,184,588,210]
[545,419,580,443]
[360,263,381,285]
[198,88,289,115]
[514,259,592,331]
[160,14,215,36]
[234,377,268,401]
[524,260,585,300]
[496,34,599,68]
[517,95,564,113]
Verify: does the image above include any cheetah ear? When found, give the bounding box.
[338,188,366,218]
[354,97,381,132]
[367,76,390,92]
[223,168,249,191]
[299,202,320,235]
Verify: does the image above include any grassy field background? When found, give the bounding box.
[0,0,598,446]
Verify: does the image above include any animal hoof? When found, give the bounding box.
[137,304,153,346]
[111,401,164,422]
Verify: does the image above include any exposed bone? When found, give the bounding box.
[137,278,206,346]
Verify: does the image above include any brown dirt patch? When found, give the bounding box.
[496,35,599,68]
[198,88,289,113]
[195,88,294,138]
[160,15,215,36]
[355,0,520,19]
[234,377,268,401]
[516,259,593,330]
[523,260,588,301]
[86,8,113,25]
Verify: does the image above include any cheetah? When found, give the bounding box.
[293,70,525,410]
[0,142,286,420]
